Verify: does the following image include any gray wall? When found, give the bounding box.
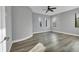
[12,6,33,41]
[50,8,79,35]
[32,13,50,33]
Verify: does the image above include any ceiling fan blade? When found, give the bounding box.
[50,7,56,9]
[49,9,54,12]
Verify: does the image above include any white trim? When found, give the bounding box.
[13,34,33,43]
[53,31,79,37]
[12,30,79,45]
[13,30,51,43]
[33,30,51,34]
[8,41,13,52]
[33,31,44,34]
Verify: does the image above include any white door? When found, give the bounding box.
[5,6,12,52]
[0,6,6,52]
[0,6,12,52]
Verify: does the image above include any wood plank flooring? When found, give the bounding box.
[10,31,79,52]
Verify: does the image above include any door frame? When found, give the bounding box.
[0,6,7,52]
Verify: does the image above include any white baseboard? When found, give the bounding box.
[53,31,79,37]
[8,41,13,52]
[13,31,51,43]
[33,30,51,34]
[12,30,79,44]
[13,34,33,43]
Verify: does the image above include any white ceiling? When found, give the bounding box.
[30,6,79,15]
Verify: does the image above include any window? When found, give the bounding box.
[45,17,47,27]
[75,12,79,28]
[39,17,42,27]
[52,17,56,27]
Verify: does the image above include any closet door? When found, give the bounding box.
[0,6,6,52]
[0,6,12,52]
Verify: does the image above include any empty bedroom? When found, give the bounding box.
[1,6,79,52]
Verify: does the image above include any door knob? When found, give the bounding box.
[0,37,10,43]
[4,37,10,41]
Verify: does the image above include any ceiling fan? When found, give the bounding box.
[46,6,56,13]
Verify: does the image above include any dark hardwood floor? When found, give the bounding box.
[10,31,79,52]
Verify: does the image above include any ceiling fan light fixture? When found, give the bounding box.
[45,6,56,13]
